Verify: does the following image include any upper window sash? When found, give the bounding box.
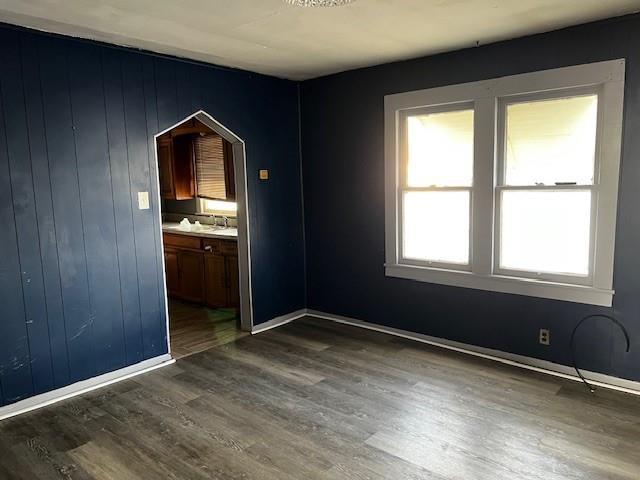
[496,86,602,188]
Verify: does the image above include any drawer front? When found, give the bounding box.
[203,239,221,253]
[163,233,202,250]
[220,240,238,256]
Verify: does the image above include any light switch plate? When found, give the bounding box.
[138,191,150,210]
[259,169,269,180]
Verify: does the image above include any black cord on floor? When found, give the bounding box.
[570,314,630,394]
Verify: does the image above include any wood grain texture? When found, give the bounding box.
[1,318,638,479]
[0,22,305,407]
[168,299,245,359]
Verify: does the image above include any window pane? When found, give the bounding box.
[402,191,469,264]
[504,95,598,186]
[500,190,591,275]
[203,199,237,214]
[407,109,473,187]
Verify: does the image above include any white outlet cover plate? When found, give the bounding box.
[138,191,150,210]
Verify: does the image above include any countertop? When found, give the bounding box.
[162,222,238,240]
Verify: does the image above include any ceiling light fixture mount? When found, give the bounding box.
[284,0,354,7]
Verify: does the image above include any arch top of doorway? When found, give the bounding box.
[154,110,245,146]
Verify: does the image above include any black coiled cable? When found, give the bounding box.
[570,314,630,393]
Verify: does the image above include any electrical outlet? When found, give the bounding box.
[539,329,550,346]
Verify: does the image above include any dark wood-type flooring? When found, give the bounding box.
[0,317,639,479]
[169,299,246,359]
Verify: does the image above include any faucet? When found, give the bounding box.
[222,215,230,229]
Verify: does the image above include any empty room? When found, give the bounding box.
[0,1,639,478]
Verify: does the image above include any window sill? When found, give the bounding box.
[385,264,613,307]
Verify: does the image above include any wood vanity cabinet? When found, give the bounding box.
[178,250,205,303]
[226,254,240,308]
[203,253,227,307]
[202,238,240,309]
[163,247,204,303]
[163,233,239,310]
[164,248,180,295]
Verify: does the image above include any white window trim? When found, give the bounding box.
[384,60,625,307]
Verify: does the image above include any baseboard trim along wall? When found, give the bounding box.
[3,307,638,422]
[0,354,175,421]
[251,309,308,334]
[305,309,640,397]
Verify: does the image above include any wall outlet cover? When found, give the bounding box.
[539,328,550,346]
[138,191,150,210]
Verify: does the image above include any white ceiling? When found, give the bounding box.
[1,0,639,80]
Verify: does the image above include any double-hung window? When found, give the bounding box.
[385,60,625,306]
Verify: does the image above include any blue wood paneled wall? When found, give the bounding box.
[300,14,640,382]
[0,25,306,406]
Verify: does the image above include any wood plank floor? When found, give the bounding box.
[1,317,639,479]
[168,299,247,359]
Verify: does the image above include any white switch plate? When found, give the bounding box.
[138,191,150,210]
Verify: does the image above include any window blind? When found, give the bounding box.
[194,134,227,200]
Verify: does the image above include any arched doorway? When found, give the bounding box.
[153,111,253,357]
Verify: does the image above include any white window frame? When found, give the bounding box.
[384,60,625,307]
[398,103,475,271]
[197,197,238,217]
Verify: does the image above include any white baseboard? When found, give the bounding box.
[251,309,307,334]
[0,354,175,421]
[306,309,640,397]
[6,308,635,422]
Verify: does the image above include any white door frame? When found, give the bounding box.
[153,110,254,356]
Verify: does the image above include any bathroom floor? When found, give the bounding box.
[168,299,247,359]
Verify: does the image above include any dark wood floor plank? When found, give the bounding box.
[168,299,246,359]
[1,316,639,479]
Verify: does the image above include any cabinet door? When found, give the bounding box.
[157,138,175,199]
[178,250,204,303]
[204,253,227,308]
[223,140,236,201]
[225,255,240,309]
[164,249,180,296]
[172,135,196,200]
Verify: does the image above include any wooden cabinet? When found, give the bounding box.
[157,118,234,202]
[157,135,196,200]
[178,250,204,303]
[226,254,240,308]
[157,138,176,199]
[164,249,180,295]
[163,244,204,303]
[163,233,239,311]
[204,253,227,307]
[202,238,239,309]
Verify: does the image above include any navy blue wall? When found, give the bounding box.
[0,25,305,406]
[301,14,640,382]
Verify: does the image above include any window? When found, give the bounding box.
[385,60,625,306]
[198,198,237,216]
[401,107,473,267]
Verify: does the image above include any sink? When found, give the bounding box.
[163,222,237,237]
[210,227,238,236]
